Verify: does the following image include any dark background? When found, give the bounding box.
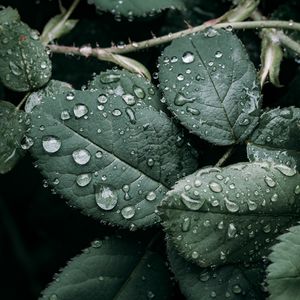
[0,0,299,299]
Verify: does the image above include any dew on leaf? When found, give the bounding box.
[76,173,92,187]
[60,110,70,120]
[95,185,118,210]
[133,86,145,99]
[225,197,239,212]
[72,149,91,165]
[97,94,108,104]
[181,193,205,210]
[227,223,237,239]
[99,73,121,84]
[73,104,88,118]
[42,135,61,153]
[274,164,297,177]
[181,217,191,232]
[146,191,156,201]
[122,93,136,106]
[121,206,135,219]
[66,91,75,101]
[125,107,136,124]
[264,176,276,187]
[174,93,196,106]
[209,181,223,193]
[182,51,194,63]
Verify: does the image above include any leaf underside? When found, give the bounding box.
[159,161,300,267]
[40,235,172,300]
[28,88,198,228]
[247,107,300,170]
[158,29,261,145]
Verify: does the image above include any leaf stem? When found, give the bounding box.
[215,146,235,167]
[277,31,300,56]
[16,93,29,110]
[49,20,300,56]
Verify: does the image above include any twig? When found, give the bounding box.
[16,93,29,110]
[215,146,235,167]
[277,31,300,56]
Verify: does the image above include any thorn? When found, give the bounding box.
[150,31,156,38]
[184,20,193,29]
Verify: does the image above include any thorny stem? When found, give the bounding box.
[215,146,235,167]
[49,20,300,57]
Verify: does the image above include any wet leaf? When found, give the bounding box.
[267,224,300,300]
[167,241,265,300]
[28,88,198,228]
[88,0,185,18]
[158,29,261,146]
[0,101,28,174]
[247,107,300,170]
[0,7,52,92]
[40,235,173,300]
[88,69,164,111]
[159,162,300,267]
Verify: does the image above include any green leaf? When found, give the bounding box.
[267,224,300,300]
[247,107,300,170]
[25,80,72,113]
[88,69,165,111]
[28,89,198,228]
[41,13,78,45]
[167,241,265,300]
[158,29,261,146]
[0,101,28,174]
[0,7,52,92]
[159,161,300,267]
[40,235,173,300]
[88,0,185,18]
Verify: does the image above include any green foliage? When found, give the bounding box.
[267,224,300,300]
[167,242,265,300]
[88,0,185,18]
[40,235,173,300]
[0,100,27,174]
[158,29,261,145]
[28,86,198,228]
[0,7,52,92]
[247,107,300,170]
[159,162,300,267]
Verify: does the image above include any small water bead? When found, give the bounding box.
[95,151,103,158]
[199,272,210,282]
[72,149,91,165]
[232,284,242,294]
[125,107,136,124]
[49,294,58,300]
[186,106,200,115]
[264,176,276,188]
[204,28,218,37]
[215,51,223,58]
[194,179,202,187]
[271,193,278,202]
[146,191,156,201]
[42,135,61,153]
[95,186,118,210]
[98,94,108,104]
[147,158,154,167]
[133,86,145,99]
[92,240,102,248]
[121,206,135,219]
[40,61,47,69]
[177,74,184,81]
[225,197,239,212]
[122,93,136,106]
[218,221,224,230]
[248,199,258,211]
[112,109,122,116]
[275,164,297,176]
[263,224,271,233]
[98,276,104,281]
[74,104,88,118]
[181,217,191,232]
[209,181,223,193]
[66,91,75,101]
[9,61,22,76]
[182,51,195,64]
[295,185,300,195]
[227,223,237,239]
[76,173,92,187]
[60,110,70,120]
[100,73,121,84]
[181,193,205,210]
[191,251,199,259]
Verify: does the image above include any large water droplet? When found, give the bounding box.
[264,176,276,188]
[271,193,278,202]
[174,93,196,106]
[225,197,239,212]
[72,149,91,165]
[66,91,75,101]
[182,51,195,63]
[76,173,92,187]
[215,51,223,58]
[98,94,108,104]
[100,73,121,84]
[121,206,135,219]
[74,104,88,118]
[209,181,223,193]
[186,106,200,115]
[95,185,118,210]
[227,223,237,239]
[61,110,70,120]
[133,86,145,99]
[42,136,61,153]
[125,107,136,124]
[181,217,191,232]
[122,94,136,106]
[146,191,156,201]
[275,164,297,176]
[181,193,205,210]
[9,61,22,76]
[21,136,34,150]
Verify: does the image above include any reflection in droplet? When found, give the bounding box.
[42,136,61,153]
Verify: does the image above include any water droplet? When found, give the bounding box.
[92,240,102,248]
[42,136,61,153]
[9,61,22,76]
[275,164,297,176]
[66,91,75,101]
[146,191,156,201]
[248,199,258,211]
[147,158,154,167]
[191,251,199,259]
[74,104,88,118]
[182,51,194,64]
[174,93,196,106]
[271,193,278,202]
[49,294,58,300]
[40,61,47,69]
[199,272,210,282]
[181,217,191,232]
[133,86,145,99]
[194,179,202,187]
[227,223,237,238]
[215,51,223,58]
[225,197,239,212]
[232,284,242,294]
[204,28,218,37]
[95,185,118,210]
[186,106,200,115]
[96,151,103,158]
[209,181,223,193]
[112,109,122,116]
[181,193,205,210]
[263,224,271,233]
[294,185,300,195]
[121,206,135,219]
[125,107,136,124]
[60,110,70,120]
[122,93,136,106]
[100,73,121,84]
[264,176,276,187]
[98,94,108,104]
[76,173,92,187]
[72,149,91,165]
[177,74,184,81]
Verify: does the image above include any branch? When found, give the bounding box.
[49,20,300,56]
